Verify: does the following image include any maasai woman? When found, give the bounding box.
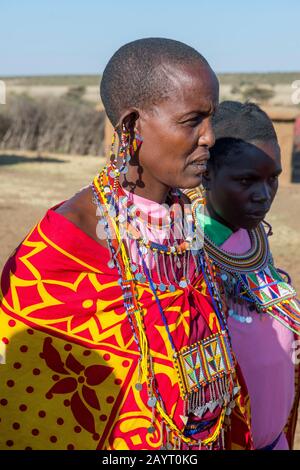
[188,101,300,450]
[0,40,252,450]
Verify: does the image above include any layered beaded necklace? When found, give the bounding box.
[94,165,202,292]
[91,163,240,449]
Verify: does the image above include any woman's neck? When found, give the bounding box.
[119,171,170,204]
[205,199,239,233]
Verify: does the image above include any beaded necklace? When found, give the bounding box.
[96,166,199,290]
[198,221,270,273]
[91,164,240,449]
[189,195,300,333]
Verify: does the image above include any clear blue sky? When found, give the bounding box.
[1,0,300,76]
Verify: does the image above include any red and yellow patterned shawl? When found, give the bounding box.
[0,206,252,450]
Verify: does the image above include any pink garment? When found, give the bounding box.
[222,229,295,450]
[122,190,170,269]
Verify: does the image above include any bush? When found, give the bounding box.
[64,86,86,102]
[242,86,275,103]
[0,95,105,155]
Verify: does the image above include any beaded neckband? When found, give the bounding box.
[189,197,300,334]
[187,189,270,273]
[195,212,270,273]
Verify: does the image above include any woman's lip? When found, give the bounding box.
[189,162,207,173]
[246,213,266,218]
[191,162,207,168]
[190,154,210,165]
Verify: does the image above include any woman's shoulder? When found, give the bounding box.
[55,185,105,247]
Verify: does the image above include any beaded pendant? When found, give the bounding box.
[173,330,237,417]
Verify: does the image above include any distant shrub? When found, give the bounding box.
[0,114,11,141]
[64,86,86,102]
[0,95,105,155]
[231,86,241,95]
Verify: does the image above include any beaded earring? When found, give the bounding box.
[118,124,131,175]
[130,130,143,156]
[109,124,143,179]
[109,125,129,179]
[109,128,118,168]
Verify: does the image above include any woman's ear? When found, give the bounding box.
[118,109,139,133]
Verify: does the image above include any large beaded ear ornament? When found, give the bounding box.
[109,124,141,179]
[109,124,143,180]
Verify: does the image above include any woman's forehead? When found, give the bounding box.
[154,63,219,112]
[163,61,218,91]
[221,141,282,173]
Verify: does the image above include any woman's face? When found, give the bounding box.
[206,140,282,231]
[126,61,219,202]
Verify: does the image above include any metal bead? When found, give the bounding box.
[135,383,143,391]
[147,396,157,407]
[107,259,115,269]
[159,283,166,292]
[169,285,176,292]
[147,426,155,434]
[179,279,187,288]
[135,273,143,281]
[118,214,126,223]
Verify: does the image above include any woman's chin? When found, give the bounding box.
[178,174,203,190]
[241,218,263,230]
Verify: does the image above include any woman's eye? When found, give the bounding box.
[239,178,251,186]
[182,116,204,126]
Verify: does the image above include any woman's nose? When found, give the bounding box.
[198,118,215,148]
[252,183,272,202]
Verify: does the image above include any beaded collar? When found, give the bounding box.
[190,197,300,334]
[193,204,270,273]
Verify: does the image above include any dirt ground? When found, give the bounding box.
[0,150,300,449]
